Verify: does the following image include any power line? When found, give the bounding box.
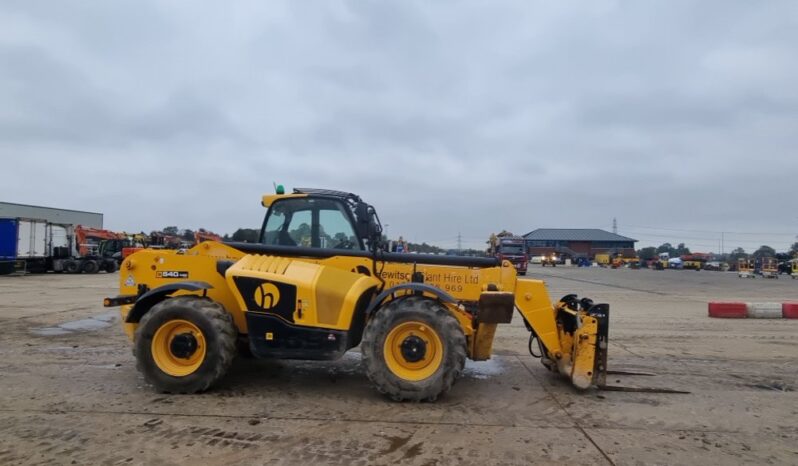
[621,224,797,237]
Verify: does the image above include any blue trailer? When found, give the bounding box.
[0,218,18,274]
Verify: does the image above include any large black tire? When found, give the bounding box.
[103,260,118,273]
[65,260,80,273]
[82,260,99,274]
[134,296,236,393]
[361,297,466,402]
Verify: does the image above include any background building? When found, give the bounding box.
[524,228,637,259]
[0,202,103,228]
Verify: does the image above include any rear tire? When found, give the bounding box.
[361,297,466,401]
[82,260,99,274]
[134,297,236,393]
[104,261,118,273]
[65,260,80,273]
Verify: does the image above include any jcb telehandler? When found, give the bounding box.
[105,187,638,400]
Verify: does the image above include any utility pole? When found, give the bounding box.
[612,218,617,234]
[457,232,462,253]
[721,232,724,256]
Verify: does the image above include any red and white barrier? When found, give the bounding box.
[709,301,798,319]
[708,302,747,318]
[747,302,783,319]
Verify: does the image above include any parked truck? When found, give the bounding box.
[493,236,528,275]
[0,218,118,274]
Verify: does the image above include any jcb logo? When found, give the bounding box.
[253,282,281,310]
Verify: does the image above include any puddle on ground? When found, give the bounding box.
[462,358,504,379]
[30,310,118,336]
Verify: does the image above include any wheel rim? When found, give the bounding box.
[383,320,443,381]
[151,319,206,377]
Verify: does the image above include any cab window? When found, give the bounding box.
[260,198,363,250]
[319,203,361,250]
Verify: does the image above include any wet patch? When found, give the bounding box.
[462,359,504,379]
[31,311,118,336]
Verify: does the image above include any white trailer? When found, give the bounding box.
[0,218,116,274]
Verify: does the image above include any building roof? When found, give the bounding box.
[523,228,636,243]
[0,201,102,216]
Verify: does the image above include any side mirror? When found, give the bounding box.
[354,202,370,239]
[354,202,384,250]
[367,207,382,240]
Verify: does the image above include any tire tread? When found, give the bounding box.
[134,296,236,393]
[361,297,466,401]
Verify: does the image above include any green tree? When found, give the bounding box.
[674,243,691,256]
[790,242,798,257]
[232,228,260,243]
[162,226,179,236]
[656,243,674,255]
[407,242,445,254]
[753,245,776,258]
[638,247,657,260]
[182,229,195,242]
[728,247,747,263]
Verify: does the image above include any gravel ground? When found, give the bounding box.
[1,267,796,465]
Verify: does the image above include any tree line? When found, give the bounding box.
[637,242,798,261]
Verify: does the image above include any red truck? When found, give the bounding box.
[495,236,528,275]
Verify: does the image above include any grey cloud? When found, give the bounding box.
[1,1,797,251]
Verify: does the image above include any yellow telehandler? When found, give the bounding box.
[105,187,671,400]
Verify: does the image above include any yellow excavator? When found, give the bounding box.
[105,187,677,400]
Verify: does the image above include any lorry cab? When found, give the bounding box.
[494,237,528,275]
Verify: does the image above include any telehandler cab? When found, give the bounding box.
[105,187,664,400]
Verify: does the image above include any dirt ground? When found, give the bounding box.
[1,267,797,465]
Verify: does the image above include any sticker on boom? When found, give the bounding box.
[156,271,189,279]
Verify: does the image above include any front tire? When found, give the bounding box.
[361,297,466,401]
[134,297,236,393]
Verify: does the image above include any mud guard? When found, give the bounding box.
[125,281,213,323]
[365,283,457,316]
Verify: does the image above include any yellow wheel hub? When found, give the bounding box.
[384,320,443,381]
[151,319,206,377]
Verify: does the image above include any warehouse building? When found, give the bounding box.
[0,202,103,228]
[524,228,637,259]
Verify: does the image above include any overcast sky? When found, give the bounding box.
[1,1,797,252]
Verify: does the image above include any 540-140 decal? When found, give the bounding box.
[156,271,190,279]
